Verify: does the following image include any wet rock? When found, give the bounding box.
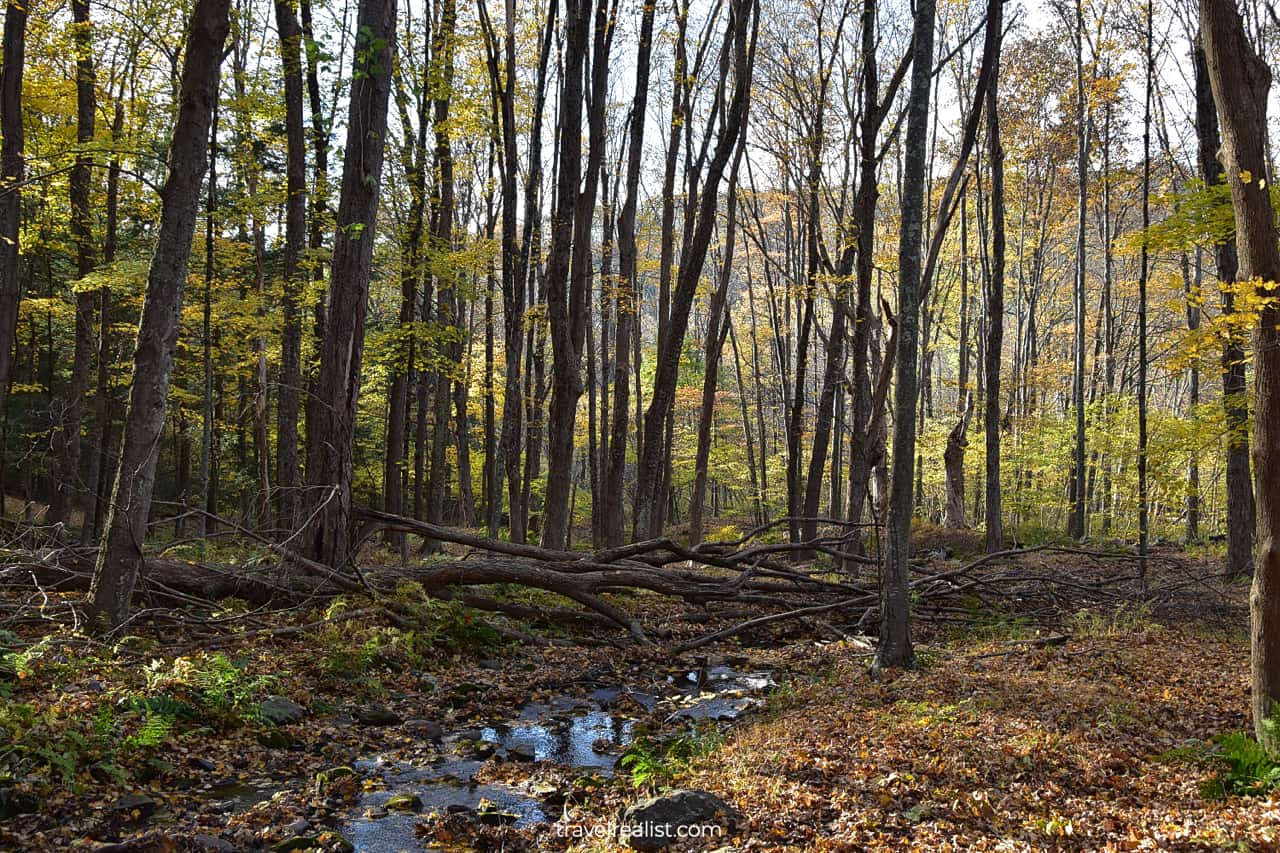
[620,789,740,851]
[322,832,355,853]
[259,696,307,726]
[189,757,217,772]
[315,766,355,792]
[271,836,319,852]
[505,743,537,763]
[475,798,520,826]
[110,794,157,821]
[402,718,444,741]
[192,835,237,852]
[285,818,311,835]
[354,705,401,727]
[385,793,423,812]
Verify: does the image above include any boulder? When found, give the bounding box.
[259,697,307,726]
[402,719,444,741]
[619,789,740,851]
[354,705,401,727]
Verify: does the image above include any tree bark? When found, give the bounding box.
[1194,36,1254,578]
[1200,0,1280,748]
[944,393,974,529]
[88,0,230,629]
[0,0,25,421]
[275,0,306,534]
[875,0,936,673]
[603,0,658,547]
[983,0,1005,553]
[50,0,96,528]
[302,0,396,568]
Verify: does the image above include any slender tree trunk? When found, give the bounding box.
[984,3,1005,553]
[1137,0,1151,564]
[87,99,125,542]
[302,0,396,568]
[88,0,230,629]
[1194,36,1254,578]
[603,0,657,546]
[944,392,974,528]
[634,0,756,540]
[1069,0,1088,540]
[275,0,306,534]
[199,107,219,543]
[875,0,936,673]
[0,0,25,421]
[51,0,96,528]
[690,146,745,545]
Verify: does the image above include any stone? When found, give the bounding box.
[270,836,319,852]
[505,743,537,762]
[402,719,444,741]
[475,799,519,826]
[284,818,311,835]
[110,794,157,820]
[385,793,423,812]
[189,757,217,772]
[354,705,401,727]
[314,766,355,792]
[620,789,740,851]
[192,835,237,852]
[318,832,354,853]
[259,697,307,726]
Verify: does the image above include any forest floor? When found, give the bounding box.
[0,541,1275,851]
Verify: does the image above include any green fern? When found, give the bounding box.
[127,713,176,750]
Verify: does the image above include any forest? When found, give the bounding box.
[1,0,1280,845]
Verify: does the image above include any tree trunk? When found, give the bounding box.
[88,0,230,629]
[876,0,936,673]
[0,0,25,421]
[275,0,306,534]
[603,0,657,547]
[689,146,745,545]
[944,391,974,529]
[1068,0,1088,540]
[302,0,396,568]
[1200,0,1280,748]
[1137,0,1151,563]
[1194,35,1254,578]
[51,0,96,528]
[633,0,756,540]
[984,0,1005,553]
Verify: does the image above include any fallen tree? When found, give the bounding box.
[1,506,1188,651]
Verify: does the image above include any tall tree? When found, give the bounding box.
[632,0,757,540]
[602,0,658,547]
[1194,37,1254,579]
[50,0,97,527]
[1068,0,1088,540]
[1199,0,1280,747]
[303,0,397,568]
[275,0,307,533]
[88,0,231,629]
[983,0,1005,553]
[0,0,25,419]
[875,0,937,673]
